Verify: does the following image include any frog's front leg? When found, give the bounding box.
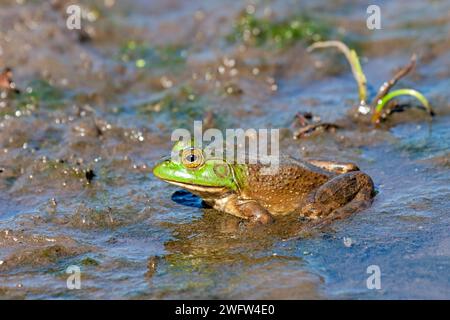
[300,171,374,220]
[236,199,274,224]
[215,194,274,224]
[308,159,359,174]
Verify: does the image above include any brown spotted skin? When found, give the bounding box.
[232,156,375,223]
[241,156,332,215]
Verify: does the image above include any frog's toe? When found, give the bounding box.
[299,203,331,219]
[248,209,273,224]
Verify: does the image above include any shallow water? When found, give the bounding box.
[0,0,449,299]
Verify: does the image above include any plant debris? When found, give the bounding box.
[292,112,340,139]
[85,169,96,183]
[0,68,20,94]
[307,40,434,124]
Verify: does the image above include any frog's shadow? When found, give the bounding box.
[171,190,211,209]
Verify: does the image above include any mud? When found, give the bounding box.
[0,0,449,299]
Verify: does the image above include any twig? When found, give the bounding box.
[370,54,416,109]
[293,123,340,139]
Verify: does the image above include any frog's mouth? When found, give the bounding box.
[162,179,228,194]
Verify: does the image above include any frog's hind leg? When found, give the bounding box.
[299,171,375,221]
[312,193,374,230]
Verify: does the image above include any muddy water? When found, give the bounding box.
[0,0,449,299]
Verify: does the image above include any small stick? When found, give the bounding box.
[293,123,340,139]
[370,54,416,109]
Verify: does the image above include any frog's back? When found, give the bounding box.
[240,156,332,215]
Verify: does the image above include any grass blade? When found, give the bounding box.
[372,88,434,123]
[308,41,367,106]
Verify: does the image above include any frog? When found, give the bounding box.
[153,141,375,225]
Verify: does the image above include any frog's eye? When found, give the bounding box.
[181,148,204,169]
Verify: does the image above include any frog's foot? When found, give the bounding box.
[236,199,274,225]
[299,171,374,220]
[308,159,360,174]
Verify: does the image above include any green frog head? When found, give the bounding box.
[153,140,243,195]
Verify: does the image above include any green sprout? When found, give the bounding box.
[0,79,68,117]
[228,11,331,49]
[136,86,208,128]
[118,41,186,70]
[308,41,367,105]
[307,40,433,123]
[18,79,66,109]
[372,89,434,122]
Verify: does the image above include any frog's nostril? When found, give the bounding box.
[160,155,171,162]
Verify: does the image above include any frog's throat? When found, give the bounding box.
[161,179,229,194]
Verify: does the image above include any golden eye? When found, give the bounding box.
[181,148,204,168]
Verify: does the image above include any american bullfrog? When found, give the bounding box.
[153,141,375,225]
